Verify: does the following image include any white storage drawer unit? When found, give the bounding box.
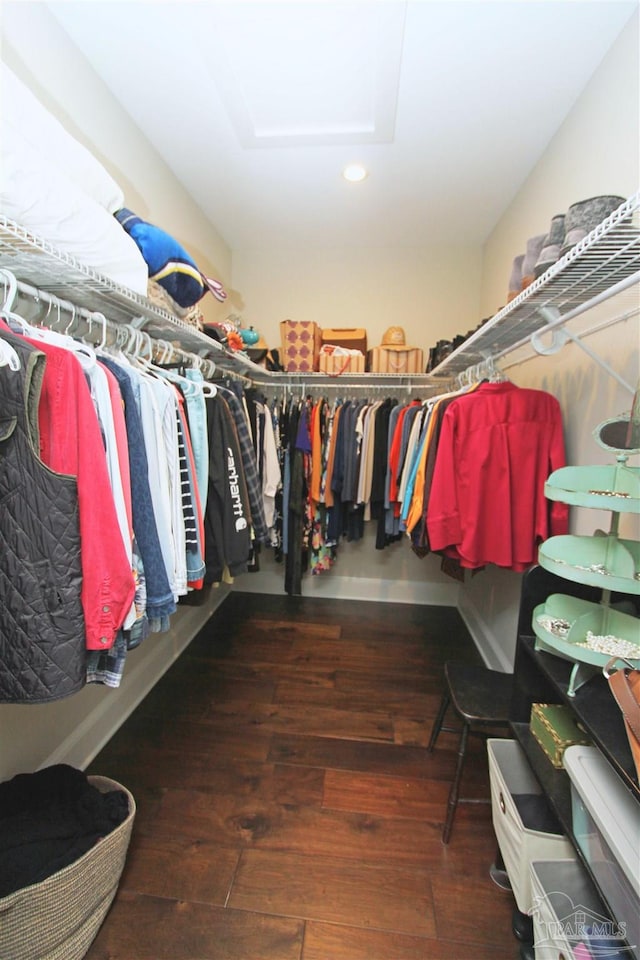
[487,739,574,913]
[530,859,624,960]
[564,745,639,960]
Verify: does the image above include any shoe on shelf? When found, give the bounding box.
[534,213,566,279]
[507,253,525,302]
[560,194,626,256]
[521,234,546,289]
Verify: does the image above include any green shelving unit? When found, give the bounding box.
[534,412,640,696]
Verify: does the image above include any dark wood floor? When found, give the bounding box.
[85,592,518,960]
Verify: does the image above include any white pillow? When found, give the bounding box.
[1,62,125,213]
[1,120,148,294]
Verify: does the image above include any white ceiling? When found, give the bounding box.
[47,0,637,250]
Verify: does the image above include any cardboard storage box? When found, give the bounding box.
[321,328,367,357]
[368,346,424,374]
[530,703,591,769]
[280,320,322,372]
[318,351,365,375]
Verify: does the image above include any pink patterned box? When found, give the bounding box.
[280,320,322,372]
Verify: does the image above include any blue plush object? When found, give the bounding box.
[114,208,204,307]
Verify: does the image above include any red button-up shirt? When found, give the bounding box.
[426,382,569,571]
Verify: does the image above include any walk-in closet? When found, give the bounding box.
[1,2,639,958]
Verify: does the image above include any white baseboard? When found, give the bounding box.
[233,570,461,606]
[241,571,512,670]
[42,587,230,772]
[457,591,514,672]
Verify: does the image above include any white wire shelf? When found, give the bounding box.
[428,192,640,380]
[1,193,638,387]
[0,215,266,378]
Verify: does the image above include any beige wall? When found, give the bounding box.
[232,244,482,357]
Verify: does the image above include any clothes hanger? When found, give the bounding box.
[0,276,96,372]
[109,323,139,367]
[486,355,508,382]
[0,269,41,340]
[134,329,150,362]
[7,287,65,343]
[89,312,109,352]
[63,303,78,337]
[133,331,218,399]
[158,340,173,364]
[137,331,185,381]
[132,330,155,368]
[120,325,141,360]
[1,306,37,338]
[0,335,21,371]
[120,324,139,356]
[0,269,18,315]
[201,357,217,381]
[198,355,217,397]
[27,295,98,367]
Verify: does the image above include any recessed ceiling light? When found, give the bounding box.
[343,163,368,182]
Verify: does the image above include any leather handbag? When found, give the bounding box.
[605,657,640,780]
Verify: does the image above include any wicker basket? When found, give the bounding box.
[0,775,135,960]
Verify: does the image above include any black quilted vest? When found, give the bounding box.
[0,330,86,702]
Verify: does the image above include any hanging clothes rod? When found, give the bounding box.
[455,355,507,388]
[500,270,639,394]
[256,370,443,397]
[213,365,254,386]
[258,380,433,399]
[1,269,96,331]
[455,270,640,394]
[0,268,221,381]
[501,306,640,375]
